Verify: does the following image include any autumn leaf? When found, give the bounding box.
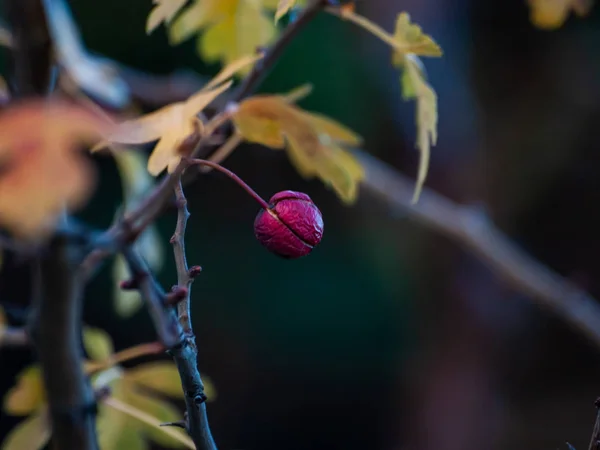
[168,0,277,72]
[3,366,45,416]
[389,13,441,203]
[127,361,217,400]
[328,6,441,203]
[1,410,50,450]
[527,0,593,29]
[0,100,110,238]
[275,0,297,21]
[100,54,260,176]
[401,56,438,203]
[391,12,442,62]
[102,81,229,175]
[147,0,188,34]
[1,326,213,450]
[83,327,115,362]
[233,93,364,203]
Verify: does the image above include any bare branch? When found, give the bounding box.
[356,149,600,348]
[121,248,216,450]
[171,179,194,334]
[28,236,99,450]
[588,399,600,450]
[232,0,326,102]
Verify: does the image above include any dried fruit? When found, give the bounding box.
[254,190,323,259]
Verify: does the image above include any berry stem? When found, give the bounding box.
[185,158,271,210]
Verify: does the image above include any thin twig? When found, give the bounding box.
[29,236,99,450]
[122,248,216,450]
[172,179,194,334]
[588,399,600,450]
[356,149,600,348]
[122,248,182,348]
[233,0,326,101]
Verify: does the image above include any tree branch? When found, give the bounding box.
[171,179,195,334]
[4,0,54,97]
[232,0,326,102]
[355,149,600,348]
[587,399,600,450]
[122,248,216,450]
[28,235,99,450]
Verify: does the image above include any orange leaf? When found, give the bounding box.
[0,100,110,238]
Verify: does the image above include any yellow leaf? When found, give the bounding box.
[203,52,265,91]
[126,361,217,400]
[1,410,50,450]
[147,0,188,34]
[83,327,114,362]
[282,83,313,104]
[275,0,297,22]
[402,56,438,203]
[0,100,110,239]
[391,12,442,65]
[331,7,442,60]
[3,366,45,416]
[233,95,364,203]
[169,0,277,72]
[527,0,593,29]
[104,81,231,176]
[120,386,188,448]
[97,402,148,450]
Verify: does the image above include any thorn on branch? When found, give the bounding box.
[161,420,187,430]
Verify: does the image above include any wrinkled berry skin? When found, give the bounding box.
[254,190,324,259]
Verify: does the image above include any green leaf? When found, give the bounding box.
[121,387,188,448]
[3,366,45,416]
[1,410,50,450]
[126,361,217,401]
[125,362,184,398]
[97,402,148,450]
[83,327,114,361]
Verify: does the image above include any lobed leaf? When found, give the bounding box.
[169,0,277,72]
[402,56,438,203]
[0,100,110,238]
[233,94,364,203]
[147,0,188,34]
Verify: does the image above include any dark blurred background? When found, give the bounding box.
[3,0,600,449]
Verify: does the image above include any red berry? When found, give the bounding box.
[254,190,324,259]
